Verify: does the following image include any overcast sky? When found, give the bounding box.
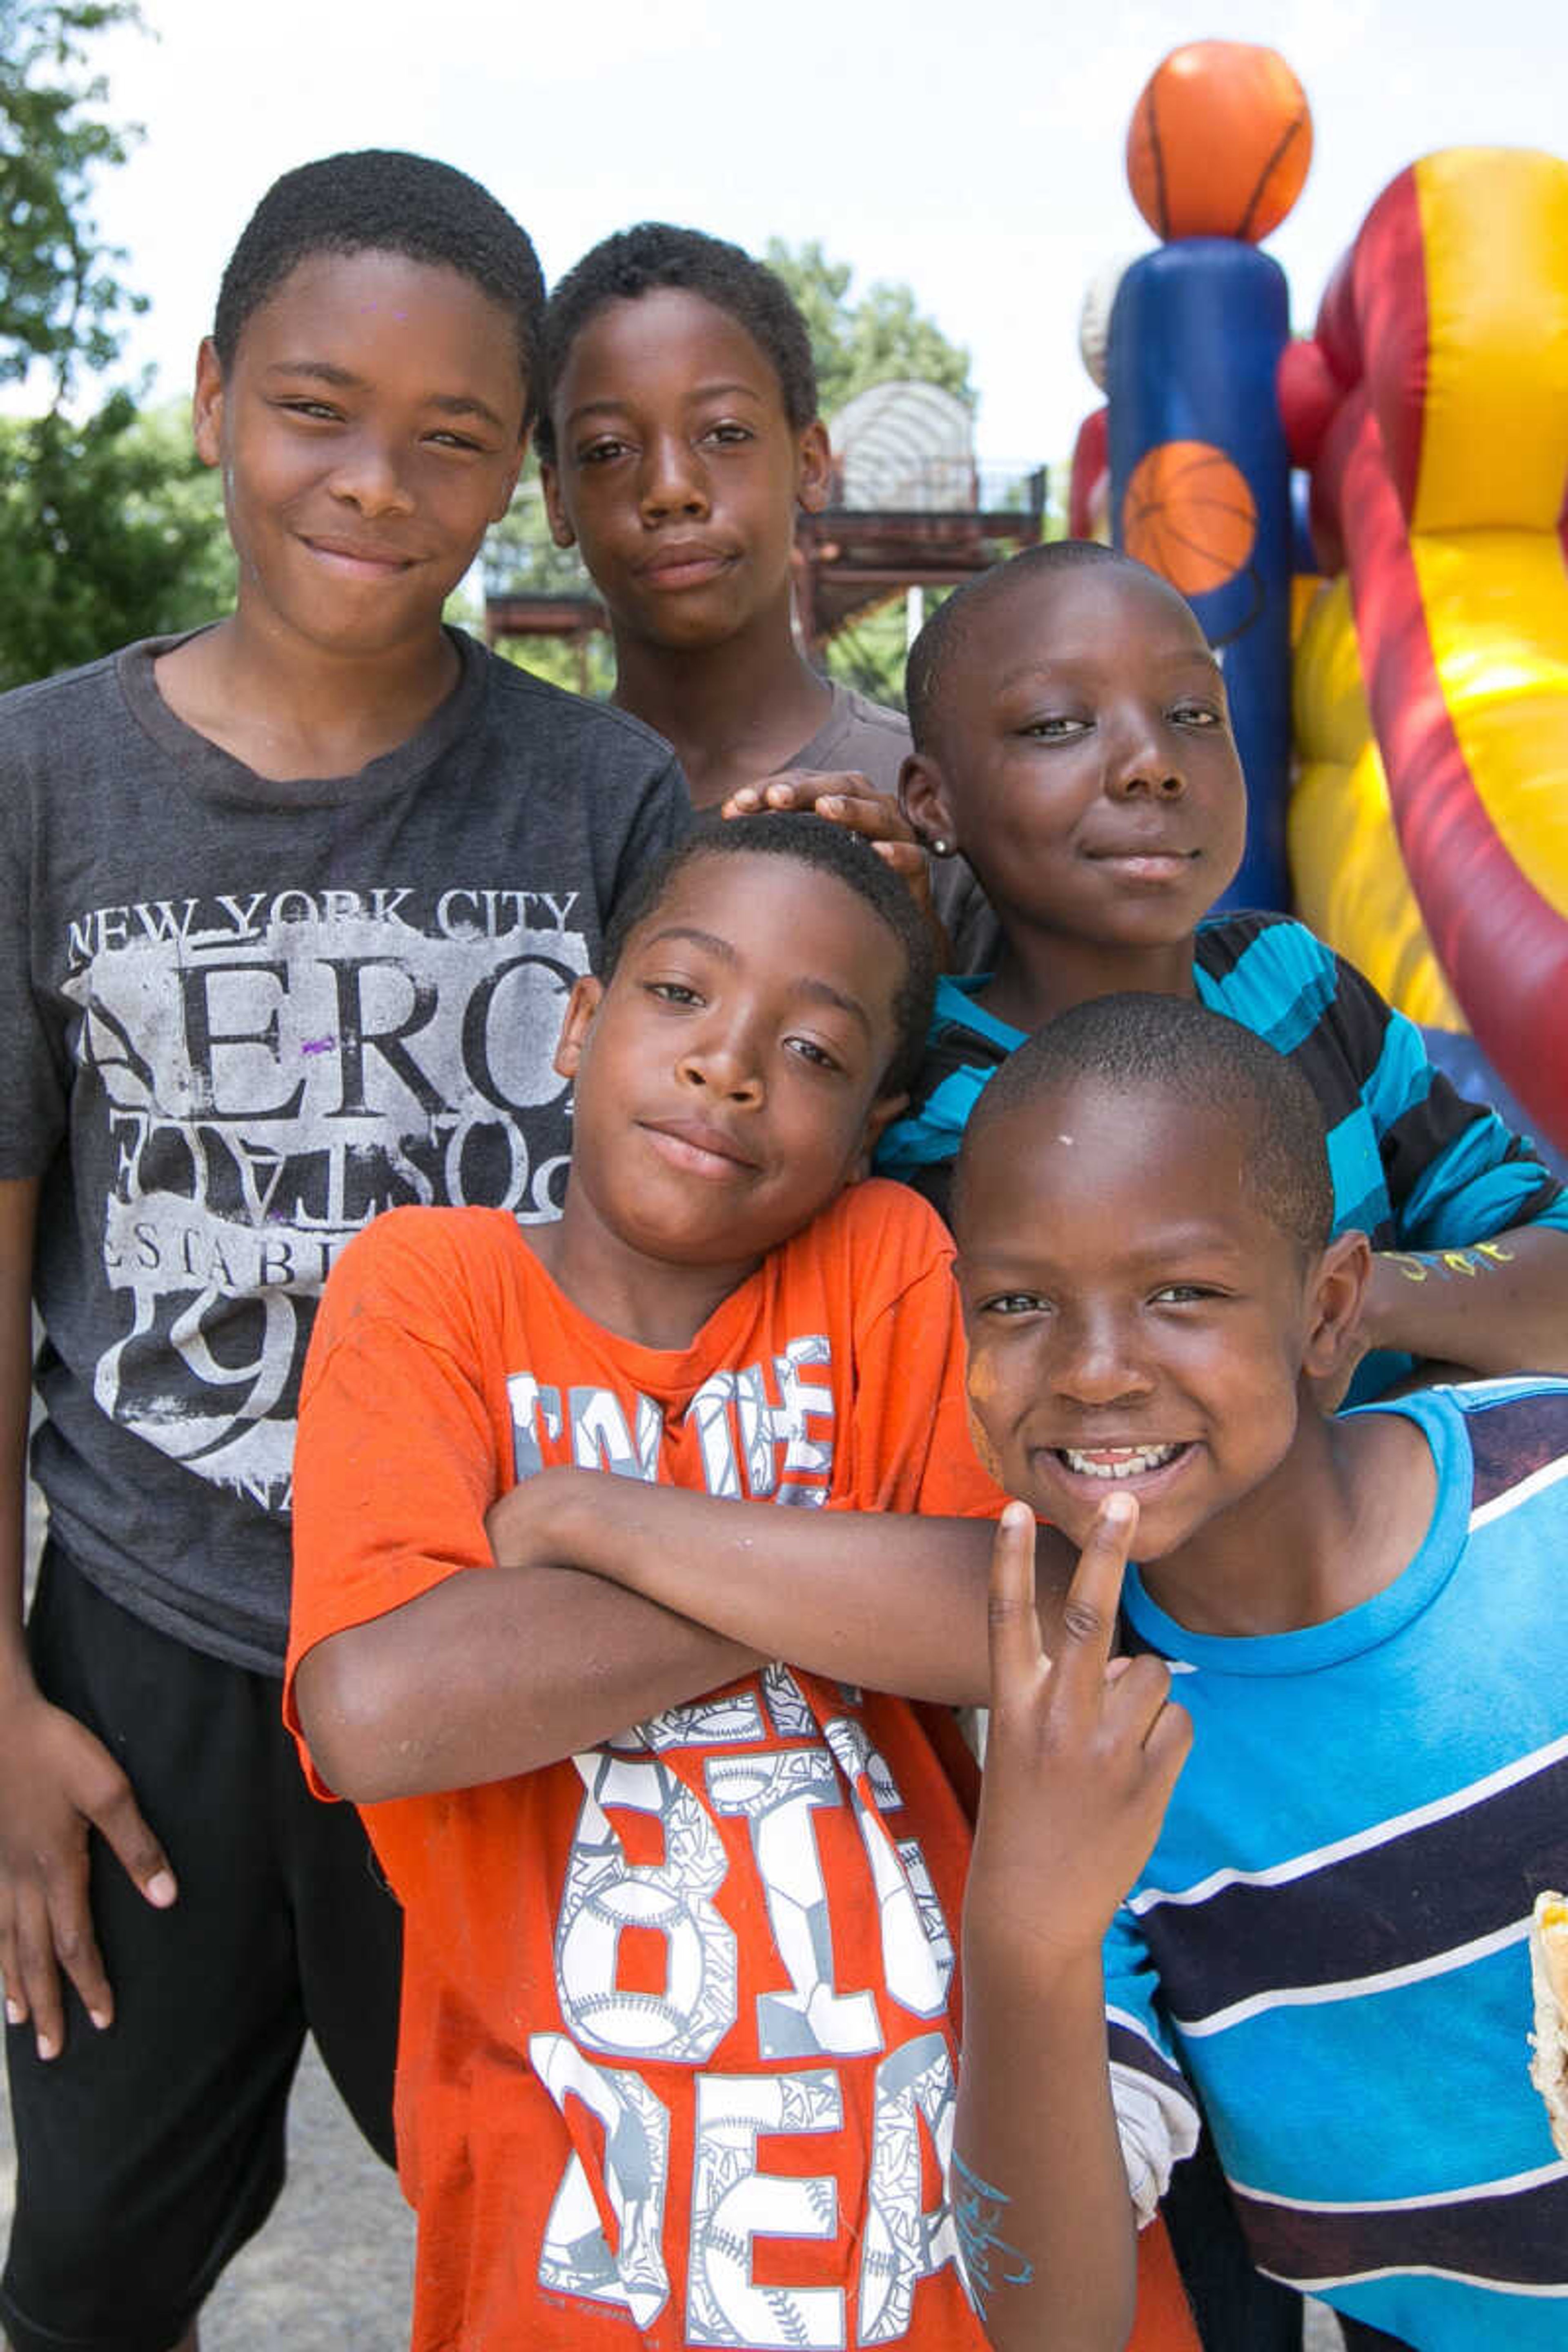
[81,0,1564,460]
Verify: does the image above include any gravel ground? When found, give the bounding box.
[172,2045,416,2350]
[0,2034,415,2348]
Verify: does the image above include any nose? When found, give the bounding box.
[1104,708,1185,801]
[676,1011,764,1105]
[327,428,416,519]
[1047,1305,1152,1409]
[639,432,710,521]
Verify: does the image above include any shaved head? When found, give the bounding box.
[956,991,1334,1259]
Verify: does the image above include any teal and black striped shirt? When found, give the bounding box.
[877,911,1568,1400]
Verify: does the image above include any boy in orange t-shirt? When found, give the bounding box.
[288,814,1016,2348]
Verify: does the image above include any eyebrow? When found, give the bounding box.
[263,359,508,432]
[963,1230,1248,1277]
[564,381,766,429]
[645,924,737,963]
[687,381,766,404]
[993,649,1224,695]
[793,977,873,1034]
[641,926,873,1035]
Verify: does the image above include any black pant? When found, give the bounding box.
[1,1546,403,2352]
[1164,2126,1305,2351]
[1164,2130,1413,2352]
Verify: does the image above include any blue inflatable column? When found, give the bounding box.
[1107,241,1293,911]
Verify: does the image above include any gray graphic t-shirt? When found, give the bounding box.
[0,629,688,1668]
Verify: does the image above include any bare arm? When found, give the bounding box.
[485,1467,1065,1706]
[291,1234,771,1804]
[0,1181,37,1696]
[296,1565,759,1806]
[299,1459,1055,1804]
[953,1501,1191,2352]
[303,1467,1030,1805]
[0,1178,177,2058]
[1363,1225,1568,1378]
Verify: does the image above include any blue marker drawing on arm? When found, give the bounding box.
[951,2148,1036,2319]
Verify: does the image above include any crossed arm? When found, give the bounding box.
[296,1473,1040,1805]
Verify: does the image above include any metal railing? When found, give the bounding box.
[827,458,1047,517]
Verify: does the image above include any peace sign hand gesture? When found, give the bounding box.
[968,1496,1192,1993]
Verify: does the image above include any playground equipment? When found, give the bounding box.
[791,381,1046,648]
[1076,43,1568,1150]
[830,381,976,512]
[1125,39,1312,242]
[1100,41,1311,908]
[1284,147,1568,1150]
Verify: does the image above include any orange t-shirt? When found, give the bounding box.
[288,1179,1005,2350]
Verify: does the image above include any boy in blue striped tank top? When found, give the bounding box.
[947,994,1568,2352]
[878,542,1568,1404]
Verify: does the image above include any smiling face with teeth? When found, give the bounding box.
[956,1074,1366,1588]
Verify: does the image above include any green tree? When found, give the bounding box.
[0,4,242,685]
[0,394,236,690]
[483,479,599,602]
[0,2,144,394]
[762,240,974,418]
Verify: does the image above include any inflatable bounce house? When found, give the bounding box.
[1071,41,1568,1158]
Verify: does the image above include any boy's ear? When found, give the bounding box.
[192,338,225,471]
[540,460,576,549]
[898,751,959,855]
[1301,1229,1373,1385]
[552,974,604,1081]
[795,420,833,515]
[847,1090,909,1184]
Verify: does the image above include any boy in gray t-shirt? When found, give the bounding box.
[0,151,686,2352]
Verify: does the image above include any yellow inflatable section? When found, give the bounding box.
[1286,147,1568,1141]
[1292,528,1568,1035]
[1290,578,1463,1029]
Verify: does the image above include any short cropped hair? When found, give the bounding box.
[956,991,1334,1257]
[602,813,937,1100]
[906,539,1144,753]
[213,150,545,416]
[535,223,817,465]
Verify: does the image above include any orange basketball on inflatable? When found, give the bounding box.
[1127,40,1312,243]
[1123,441,1256,597]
